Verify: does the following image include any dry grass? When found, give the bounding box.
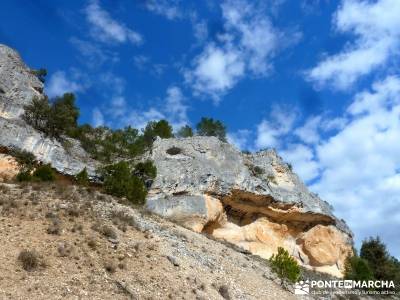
[18,249,40,271]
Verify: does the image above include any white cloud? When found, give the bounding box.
[70,37,119,68]
[85,0,142,45]
[95,85,189,131]
[255,106,297,149]
[92,107,105,127]
[307,0,400,89]
[294,116,321,144]
[311,76,400,257]
[109,96,126,118]
[248,77,400,256]
[46,71,84,98]
[186,0,289,99]
[144,0,182,20]
[133,55,167,76]
[227,129,251,150]
[192,19,208,43]
[186,44,245,101]
[280,144,320,182]
[164,86,189,129]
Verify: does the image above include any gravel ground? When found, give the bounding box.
[0,182,297,300]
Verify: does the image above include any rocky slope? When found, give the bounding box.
[0,44,353,279]
[0,44,98,176]
[0,182,297,300]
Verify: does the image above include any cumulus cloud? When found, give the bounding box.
[186,44,245,100]
[85,0,142,45]
[94,84,189,130]
[123,86,189,130]
[294,116,321,144]
[92,107,105,127]
[164,86,189,129]
[144,0,182,20]
[227,129,252,150]
[46,71,85,98]
[70,37,119,68]
[248,76,400,256]
[185,0,297,100]
[255,106,297,149]
[133,55,166,77]
[280,144,320,182]
[311,76,400,256]
[307,0,400,89]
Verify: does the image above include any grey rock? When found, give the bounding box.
[146,136,352,235]
[0,44,99,177]
[166,255,180,266]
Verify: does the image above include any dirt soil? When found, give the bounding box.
[0,182,297,300]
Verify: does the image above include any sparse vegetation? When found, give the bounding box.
[100,161,147,205]
[10,148,36,171]
[269,247,300,284]
[100,224,118,239]
[344,255,374,281]
[23,93,79,140]
[196,117,227,142]
[75,168,89,186]
[177,125,193,138]
[104,260,117,273]
[32,164,55,181]
[359,236,400,290]
[47,217,62,235]
[134,160,157,180]
[30,68,47,83]
[166,146,182,155]
[16,171,32,182]
[18,249,40,271]
[267,175,277,185]
[143,120,174,146]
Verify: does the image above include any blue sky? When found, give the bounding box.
[1,0,400,258]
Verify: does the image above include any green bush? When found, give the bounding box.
[31,68,47,83]
[143,120,173,146]
[196,117,227,142]
[32,164,55,181]
[10,149,36,172]
[269,247,300,284]
[177,125,193,138]
[101,162,147,205]
[23,93,79,140]
[360,236,400,290]
[344,255,374,281]
[75,168,89,186]
[76,125,147,163]
[134,160,157,179]
[16,171,32,182]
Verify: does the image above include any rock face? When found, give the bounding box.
[0,44,99,176]
[0,43,353,278]
[146,137,353,277]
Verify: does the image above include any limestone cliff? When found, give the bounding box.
[146,137,353,277]
[0,44,98,176]
[0,43,353,278]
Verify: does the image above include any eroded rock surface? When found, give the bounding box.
[0,44,99,176]
[0,153,18,182]
[146,136,353,277]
